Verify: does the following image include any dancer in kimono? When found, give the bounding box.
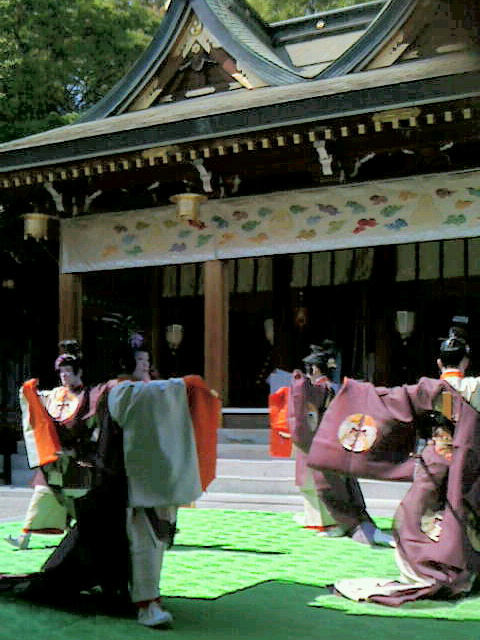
[291,343,341,535]
[6,340,94,550]
[0,335,218,627]
[90,339,218,628]
[291,342,393,546]
[309,322,480,605]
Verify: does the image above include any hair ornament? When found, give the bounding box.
[129,332,144,349]
[55,339,82,370]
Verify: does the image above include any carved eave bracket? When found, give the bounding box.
[128,14,265,112]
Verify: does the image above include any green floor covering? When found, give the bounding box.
[0,509,479,639]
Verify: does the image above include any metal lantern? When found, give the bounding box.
[170,193,207,222]
[395,310,415,343]
[264,318,274,345]
[23,213,56,241]
[166,324,184,352]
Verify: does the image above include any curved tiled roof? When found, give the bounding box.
[315,0,417,77]
[80,0,388,122]
[1,0,477,174]
[0,51,478,173]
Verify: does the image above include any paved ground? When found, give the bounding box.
[0,486,33,522]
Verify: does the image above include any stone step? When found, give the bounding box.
[216,458,295,478]
[11,469,34,487]
[0,487,34,521]
[217,429,270,445]
[222,411,269,430]
[359,478,410,501]
[197,492,303,511]
[207,469,411,499]
[217,444,271,459]
[208,475,299,495]
[11,454,30,471]
[195,492,403,517]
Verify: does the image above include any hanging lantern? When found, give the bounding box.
[395,310,415,345]
[166,324,184,352]
[170,193,207,222]
[23,213,57,241]
[264,318,274,345]
[294,291,308,330]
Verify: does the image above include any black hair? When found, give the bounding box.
[417,410,455,440]
[439,326,470,367]
[302,340,336,374]
[55,339,83,374]
[116,346,150,376]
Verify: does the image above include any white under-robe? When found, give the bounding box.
[108,378,203,603]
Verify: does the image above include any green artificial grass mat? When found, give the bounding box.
[310,592,480,621]
[0,508,480,632]
[0,579,479,640]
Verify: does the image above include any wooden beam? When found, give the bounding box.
[204,260,228,403]
[59,274,83,343]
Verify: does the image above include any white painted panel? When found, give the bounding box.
[468,237,480,276]
[162,265,177,297]
[237,258,255,293]
[396,243,416,281]
[419,242,440,280]
[290,253,310,288]
[257,257,273,291]
[443,238,464,279]
[334,249,353,285]
[180,263,196,296]
[311,252,331,287]
[353,247,374,281]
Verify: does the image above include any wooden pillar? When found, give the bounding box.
[59,273,83,342]
[204,260,228,402]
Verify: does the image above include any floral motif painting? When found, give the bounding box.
[61,171,480,273]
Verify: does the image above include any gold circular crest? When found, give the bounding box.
[338,413,378,452]
[46,387,80,422]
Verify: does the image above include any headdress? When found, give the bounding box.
[302,340,337,371]
[439,317,470,363]
[54,339,83,371]
[101,312,148,375]
[101,313,145,348]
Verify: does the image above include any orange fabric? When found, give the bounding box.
[184,375,220,491]
[269,386,292,458]
[440,370,465,380]
[22,379,61,466]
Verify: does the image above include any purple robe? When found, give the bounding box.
[312,377,480,604]
[307,377,417,482]
[290,373,372,530]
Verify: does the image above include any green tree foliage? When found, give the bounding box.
[248,0,371,22]
[0,0,166,143]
